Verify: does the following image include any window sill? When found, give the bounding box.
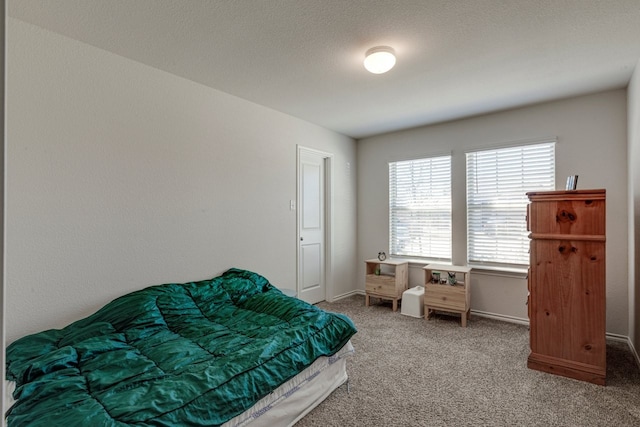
[388,257,528,279]
[468,265,528,279]
[389,257,450,267]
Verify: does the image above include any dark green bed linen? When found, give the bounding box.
[5,268,356,426]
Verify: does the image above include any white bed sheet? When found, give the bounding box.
[4,340,354,426]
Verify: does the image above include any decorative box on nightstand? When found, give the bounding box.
[423,264,472,327]
[365,259,408,312]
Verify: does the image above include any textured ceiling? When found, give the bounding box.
[9,0,640,138]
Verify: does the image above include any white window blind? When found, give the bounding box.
[466,141,555,267]
[389,156,451,260]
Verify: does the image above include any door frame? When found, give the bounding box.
[296,145,334,302]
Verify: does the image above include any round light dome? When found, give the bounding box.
[364,46,396,74]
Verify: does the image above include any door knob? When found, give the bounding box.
[300,237,304,241]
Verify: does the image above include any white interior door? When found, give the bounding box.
[298,149,326,304]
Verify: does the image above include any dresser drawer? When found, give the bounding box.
[528,199,605,235]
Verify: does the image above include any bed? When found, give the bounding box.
[5,268,357,426]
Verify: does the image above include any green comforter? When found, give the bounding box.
[6,268,356,426]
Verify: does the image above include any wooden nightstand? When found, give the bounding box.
[365,259,408,312]
[423,264,472,327]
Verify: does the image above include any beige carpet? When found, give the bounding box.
[296,295,640,427]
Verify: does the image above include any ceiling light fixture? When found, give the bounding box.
[364,46,396,74]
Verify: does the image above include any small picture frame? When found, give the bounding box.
[565,175,578,190]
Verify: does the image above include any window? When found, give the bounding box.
[389,155,451,260]
[466,141,555,268]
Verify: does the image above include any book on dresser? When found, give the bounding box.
[526,189,606,385]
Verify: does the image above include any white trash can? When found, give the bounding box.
[401,286,424,318]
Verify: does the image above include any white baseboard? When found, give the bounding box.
[606,332,629,342]
[329,289,364,302]
[470,309,530,326]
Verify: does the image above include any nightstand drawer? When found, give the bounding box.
[365,274,398,296]
[424,283,466,311]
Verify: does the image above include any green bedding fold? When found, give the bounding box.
[6,268,357,426]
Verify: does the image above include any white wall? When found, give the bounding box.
[1,0,6,414]
[358,90,629,335]
[5,18,357,343]
[629,59,640,352]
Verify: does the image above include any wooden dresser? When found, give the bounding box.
[526,189,606,385]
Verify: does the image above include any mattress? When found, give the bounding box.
[5,340,354,426]
[5,269,357,425]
